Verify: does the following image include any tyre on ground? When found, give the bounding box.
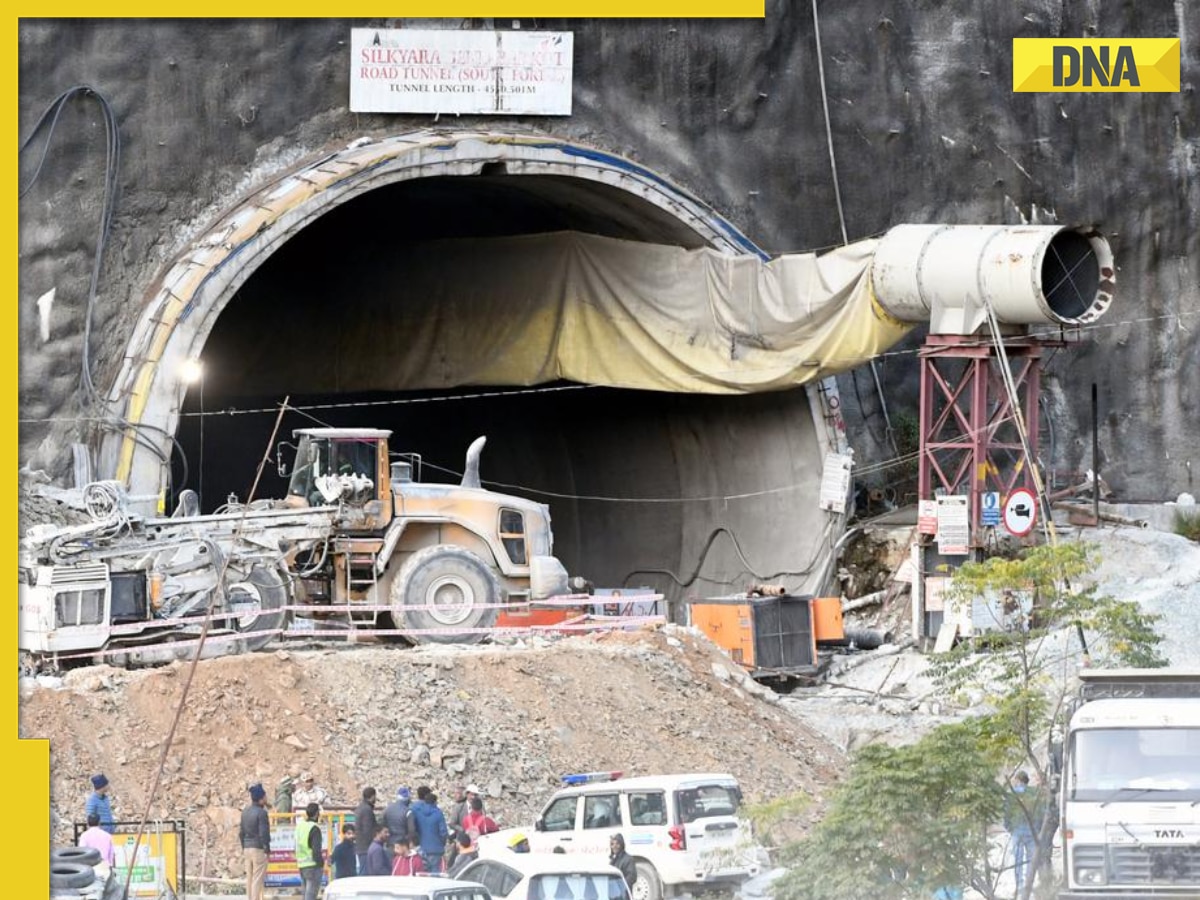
[51,846,101,866]
[49,861,95,889]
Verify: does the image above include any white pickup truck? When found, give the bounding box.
[477,773,764,900]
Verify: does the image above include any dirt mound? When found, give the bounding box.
[21,626,843,881]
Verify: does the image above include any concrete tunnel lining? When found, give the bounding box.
[113,130,844,605]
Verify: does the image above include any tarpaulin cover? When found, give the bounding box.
[323,231,912,395]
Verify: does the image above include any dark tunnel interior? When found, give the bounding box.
[173,174,832,603]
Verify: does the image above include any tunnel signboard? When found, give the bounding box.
[350,28,574,115]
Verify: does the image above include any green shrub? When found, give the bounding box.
[1173,508,1200,542]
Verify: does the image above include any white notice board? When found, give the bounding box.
[818,452,854,513]
[936,495,970,555]
[350,29,574,115]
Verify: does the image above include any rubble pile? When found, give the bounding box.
[21,626,842,881]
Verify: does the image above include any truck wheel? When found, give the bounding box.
[632,861,662,900]
[227,565,288,652]
[49,861,95,889]
[52,846,102,866]
[391,545,500,644]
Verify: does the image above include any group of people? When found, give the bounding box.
[85,768,639,900]
[238,778,502,900]
[346,783,500,880]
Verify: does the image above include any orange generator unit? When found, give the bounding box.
[688,594,844,681]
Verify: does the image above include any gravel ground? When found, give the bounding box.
[1066,525,1200,667]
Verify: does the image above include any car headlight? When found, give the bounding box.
[1075,867,1107,886]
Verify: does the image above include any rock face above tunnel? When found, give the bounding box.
[17,11,1199,498]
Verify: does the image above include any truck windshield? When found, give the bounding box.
[1070,727,1200,801]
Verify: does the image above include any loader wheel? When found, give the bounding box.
[391,545,500,644]
[227,565,288,652]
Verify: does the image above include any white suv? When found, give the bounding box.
[477,773,762,900]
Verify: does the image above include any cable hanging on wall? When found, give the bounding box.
[20,85,122,410]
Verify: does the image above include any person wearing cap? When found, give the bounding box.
[448,784,471,832]
[293,772,330,812]
[385,786,417,845]
[508,832,531,853]
[239,783,271,900]
[86,774,115,834]
[275,775,296,814]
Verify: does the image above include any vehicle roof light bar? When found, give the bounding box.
[560,771,623,785]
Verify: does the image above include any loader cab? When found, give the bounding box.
[284,428,392,529]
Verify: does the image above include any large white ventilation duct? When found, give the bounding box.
[871,224,1115,335]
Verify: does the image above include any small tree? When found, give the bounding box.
[932,541,1166,771]
[774,721,1005,900]
[929,542,1166,899]
[775,542,1165,900]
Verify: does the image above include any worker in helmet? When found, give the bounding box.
[508,832,531,853]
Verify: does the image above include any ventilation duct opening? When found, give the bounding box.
[871,224,1115,335]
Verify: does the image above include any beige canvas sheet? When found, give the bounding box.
[334,231,913,393]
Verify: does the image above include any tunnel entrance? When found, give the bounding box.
[121,132,837,603]
[174,383,826,599]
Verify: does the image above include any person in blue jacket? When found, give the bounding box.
[86,774,115,834]
[411,788,450,872]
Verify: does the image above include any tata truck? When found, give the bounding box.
[1058,669,1200,899]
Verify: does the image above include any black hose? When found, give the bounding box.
[20,85,121,408]
[622,524,830,589]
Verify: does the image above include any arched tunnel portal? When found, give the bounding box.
[105,133,840,603]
